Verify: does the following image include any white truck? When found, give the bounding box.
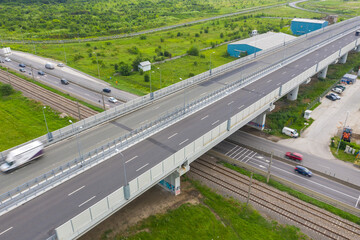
[1,141,44,172]
[45,62,54,69]
[282,127,299,138]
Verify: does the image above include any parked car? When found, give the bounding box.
[335,85,346,91]
[108,97,118,103]
[285,152,303,162]
[325,94,337,101]
[57,63,65,67]
[19,68,26,72]
[38,71,45,75]
[331,87,343,94]
[4,57,11,62]
[282,127,298,138]
[329,92,341,100]
[60,78,69,85]
[19,63,26,68]
[103,88,111,93]
[294,166,312,177]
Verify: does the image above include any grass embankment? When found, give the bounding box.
[108,178,307,240]
[266,51,360,137]
[299,0,360,16]
[9,6,323,95]
[0,83,75,151]
[330,137,360,165]
[221,161,360,225]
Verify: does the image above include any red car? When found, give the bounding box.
[285,152,303,162]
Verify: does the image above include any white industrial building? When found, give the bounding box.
[138,61,151,72]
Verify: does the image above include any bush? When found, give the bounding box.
[164,50,172,58]
[193,61,198,66]
[220,33,224,38]
[128,46,140,55]
[195,33,200,37]
[86,43,91,47]
[144,74,149,82]
[188,73,195,77]
[132,56,143,71]
[139,69,144,75]
[140,35,147,40]
[105,42,111,45]
[187,46,199,56]
[0,84,14,96]
[119,63,131,76]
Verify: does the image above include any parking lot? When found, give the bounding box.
[278,78,360,160]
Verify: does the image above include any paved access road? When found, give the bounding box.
[213,140,360,208]
[0,18,359,196]
[1,19,360,240]
[228,131,360,184]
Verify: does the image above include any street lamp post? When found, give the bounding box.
[150,70,154,99]
[42,106,53,142]
[157,67,162,88]
[116,149,130,200]
[63,41,67,64]
[93,52,101,79]
[180,77,186,110]
[209,52,215,75]
[69,120,83,161]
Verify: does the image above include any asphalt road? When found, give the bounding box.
[228,131,360,184]
[0,19,360,240]
[0,18,359,196]
[0,57,121,109]
[213,140,360,207]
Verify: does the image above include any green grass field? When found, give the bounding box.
[299,0,360,16]
[109,179,307,240]
[0,84,74,151]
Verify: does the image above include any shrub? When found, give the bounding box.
[220,33,224,38]
[193,61,198,66]
[132,56,143,71]
[128,46,140,55]
[140,35,147,40]
[187,46,199,56]
[119,63,131,76]
[164,50,172,58]
[0,84,14,96]
[86,43,91,47]
[144,74,149,82]
[105,42,111,45]
[188,73,195,77]
[195,33,200,37]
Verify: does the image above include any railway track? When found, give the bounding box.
[0,69,98,119]
[190,156,360,240]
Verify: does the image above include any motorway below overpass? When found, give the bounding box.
[1,18,360,240]
[213,140,360,207]
[1,18,360,197]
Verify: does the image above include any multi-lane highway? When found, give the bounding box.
[1,18,359,197]
[213,140,360,207]
[1,17,360,239]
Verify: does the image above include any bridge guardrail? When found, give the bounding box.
[1,20,358,215]
[1,15,358,163]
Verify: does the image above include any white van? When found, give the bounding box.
[282,127,299,138]
[45,62,54,69]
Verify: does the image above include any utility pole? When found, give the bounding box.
[336,111,349,154]
[246,172,253,207]
[101,92,106,110]
[267,152,273,183]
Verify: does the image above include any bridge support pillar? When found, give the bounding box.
[302,78,311,85]
[317,66,328,79]
[339,53,348,64]
[247,112,266,130]
[287,86,299,101]
[159,163,189,195]
[356,46,360,52]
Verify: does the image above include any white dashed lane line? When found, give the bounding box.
[78,196,96,208]
[68,185,85,196]
[201,115,209,121]
[212,120,219,126]
[168,133,178,139]
[227,101,234,105]
[126,155,138,164]
[179,139,189,146]
[136,163,149,172]
[238,105,244,110]
[0,227,13,236]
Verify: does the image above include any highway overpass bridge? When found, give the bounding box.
[1,16,360,240]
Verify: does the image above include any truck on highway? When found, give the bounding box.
[45,62,54,69]
[0,141,44,172]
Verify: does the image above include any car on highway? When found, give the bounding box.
[326,94,337,101]
[329,92,341,100]
[19,68,26,72]
[285,152,302,162]
[57,63,65,67]
[103,88,111,93]
[38,71,45,75]
[60,78,69,85]
[332,87,343,94]
[19,63,26,68]
[108,97,118,103]
[294,166,312,177]
[4,57,11,62]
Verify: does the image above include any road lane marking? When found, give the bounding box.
[277,83,281,85]
[266,79,272,83]
[201,115,209,120]
[0,227,13,236]
[238,105,244,109]
[140,120,148,125]
[126,155,138,163]
[79,196,96,207]
[179,139,189,146]
[68,185,85,196]
[168,133,178,139]
[153,106,160,110]
[294,64,298,67]
[291,74,296,77]
[200,92,207,96]
[225,146,237,155]
[227,101,234,105]
[259,165,266,169]
[212,120,219,126]
[136,163,149,172]
[282,71,286,74]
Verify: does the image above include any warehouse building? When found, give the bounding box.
[291,18,328,35]
[227,32,296,58]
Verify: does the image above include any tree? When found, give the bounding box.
[187,46,199,56]
[132,56,143,71]
[0,84,14,96]
[144,74,149,82]
[119,63,131,76]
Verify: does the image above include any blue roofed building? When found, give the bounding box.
[227,32,296,58]
[291,18,328,35]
